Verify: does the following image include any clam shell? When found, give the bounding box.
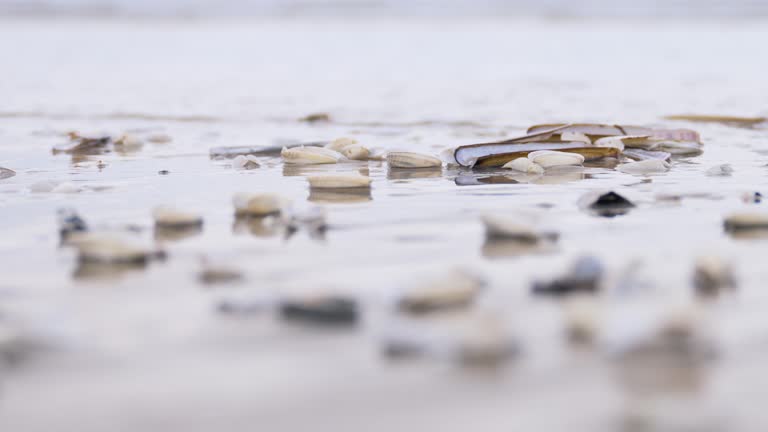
[528,150,584,168]
[232,193,284,216]
[307,174,372,189]
[232,154,260,170]
[153,206,203,228]
[481,214,555,242]
[147,133,172,144]
[281,146,344,165]
[665,114,766,126]
[387,151,442,168]
[501,157,544,175]
[617,159,671,175]
[473,146,618,168]
[325,137,358,152]
[724,212,768,231]
[340,145,370,160]
[398,270,483,314]
[693,255,736,295]
[114,134,144,150]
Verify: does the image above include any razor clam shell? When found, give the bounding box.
[306,174,372,189]
[528,150,584,168]
[152,206,203,228]
[0,167,15,180]
[279,295,358,325]
[232,193,284,216]
[665,114,766,126]
[622,149,672,161]
[501,157,544,174]
[281,146,344,165]
[386,151,442,168]
[528,123,701,143]
[617,159,671,175]
[724,212,768,231]
[473,146,619,168]
[210,142,326,158]
[454,141,588,167]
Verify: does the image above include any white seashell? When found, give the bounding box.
[232,154,260,170]
[527,150,584,169]
[340,145,370,160]
[501,157,544,175]
[560,131,592,144]
[398,270,484,313]
[52,182,81,193]
[617,159,671,175]
[439,147,460,166]
[564,296,601,343]
[693,255,736,295]
[724,212,768,230]
[147,133,172,144]
[307,174,372,189]
[324,137,358,152]
[387,151,442,169]
[153,206,203,228]
[653,140,703,155]
[232,193,285,216]
[454,313,518,367]
[481,214,552,242]
[705,164,733,177]
[114,134,144,150]
[281,146,344,165]
[70,232,156,264]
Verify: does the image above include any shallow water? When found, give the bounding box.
[2,17,768,431]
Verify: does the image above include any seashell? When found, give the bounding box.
[578,191,635,217]
[232,192,284,216]
[622,149,671,161]
[199,264,243,285]
[147,133,172,144]
[723,212,768,231]
[527,150,584,168]
[153,206,203,229]
[70,232,158,264]
[281,146,344,165]
[560,131,592,144]
[617,159,671,175]
[52,134,110,154]
[285,203,327,238]
[454,313,518,367]
[51,182,81,194]
[324,137,358,152]
[307,174,371,189]
[231,155,259,170]
[398,270,484,314]
[0,167,15,180]
[693,255,736,296]
[653,140,703,156]
[705,164,733,177]
[279,294,358,325]
[501,157,544,175]
[532,256,604,296]
[481,214,557,243]
[564,296,601,344]
[210,142,325,158]
[664,114,766,126]
[114,134,144,150]
[340,145,370,160]
[387,151,442,168]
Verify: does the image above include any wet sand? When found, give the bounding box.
[2,17,768,431]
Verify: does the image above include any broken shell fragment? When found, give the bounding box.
[52,134,111,154]
[386,151,442,168]
[723,212,768,231]
[398,270,484,314]
[527,150,584,168]
[279,295,358,326]
[306,174,372,189]
[152,206,203,229]
[579,191,635,217]
[502,157,544,175]
[281,146,344,165]
[0,167,15,180]
[481,214,558,243]
[232,193,284,216]
[70,232,159,265]
[617,159,671,175]
[324,137,358,152]
[693,255,736,296]
[232,155,260,170]
[533,256,604,297]
[147,133,172,144]
[340,145,370,160]
[705,164,733,177]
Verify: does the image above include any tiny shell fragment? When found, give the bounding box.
[307,174,372,189]
[281,146,344,165]
[232,155,260,170]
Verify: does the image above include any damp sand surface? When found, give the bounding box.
[2,17,768,431]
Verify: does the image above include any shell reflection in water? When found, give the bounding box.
[232,215,283,237]
[308,188,372,204]
[387,166,443,180]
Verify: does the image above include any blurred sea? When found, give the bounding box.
[2,0,768,18]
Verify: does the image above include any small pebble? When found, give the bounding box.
[279,295,358,325]
[532,256,604,296]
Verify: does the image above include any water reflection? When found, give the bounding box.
[308,189,372,204]
[481,238,556,258]
[232,215,283,237]
[387,167,443,180]
[154,225,203,242]
[73,261,147,281]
